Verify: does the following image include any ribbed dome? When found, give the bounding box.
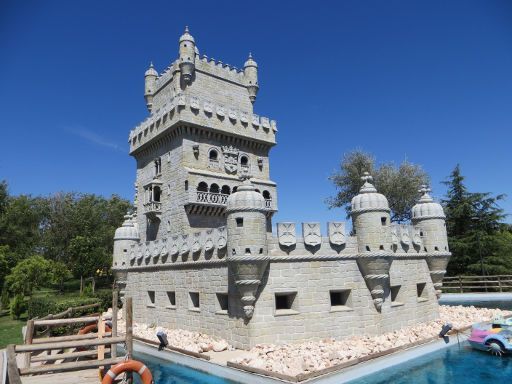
[351,173,390,213]
[114,214,140,240]
[226,179,265,212]
[244,53,258,68]
[179,26,195,43]
[145,62,158,77]
[412,186,445,220]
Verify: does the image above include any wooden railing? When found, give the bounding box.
[442,275,512,293]
[6,292,132,382]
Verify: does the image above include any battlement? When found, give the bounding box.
[128,93,277,155]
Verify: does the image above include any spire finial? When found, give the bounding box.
[418,185,431,195]
[361,171,373,184]
[185,25,189,33]
[249,52,252,59]
[149,61,154,68]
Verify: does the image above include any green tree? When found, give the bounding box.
[328,150,430,222]
[49,261,72,293]
[0,246,9,295]
[6,255,52,297]
[442,165,508,275]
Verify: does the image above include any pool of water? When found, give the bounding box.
[348,342,512,384]
[132,352,241,384]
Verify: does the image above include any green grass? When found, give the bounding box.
[0,312,25,348]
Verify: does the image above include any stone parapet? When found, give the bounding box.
[129,93,277,155]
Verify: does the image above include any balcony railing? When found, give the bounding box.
[143,201,162,216]
[196,191,229,205]
[265,198,272,208]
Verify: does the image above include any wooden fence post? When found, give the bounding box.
[459,276,463,293]
[125,297,133,384]
[112,289,118,358]
[23,319,34,369]
[6,344,22,384]
[498,276,503,292]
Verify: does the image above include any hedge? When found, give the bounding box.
[28,296,100,320]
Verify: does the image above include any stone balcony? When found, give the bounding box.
[144,201,162,219]
[185,191,275,216]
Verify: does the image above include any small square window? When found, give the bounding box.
[147,291,155,306]
[274,292,298,316]
[189,292,200,311]
[417,283,428,302]
[216,293,228,313]
[381,217,387,225]
[167,291,176,307]
[236,217,243,227]
[330,289,352,311]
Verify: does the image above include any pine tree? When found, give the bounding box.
[442,165,509,275]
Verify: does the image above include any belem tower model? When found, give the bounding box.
[112,28,451,350]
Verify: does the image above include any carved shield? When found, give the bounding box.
[204,101,213,114]
[216,105,225,117]
[228,109,237,121]
[217,226,227,249]
[192,232,202,253]
[190,97,200,110]
[130,250,135,262]
[204,229,214,251]
[412,228,422,247]
[303,222,321,247]
[160,240,168,256]
[181,234,189,255]
[328,222,346,246]
[400,226,411,246]
[391,226,399,246]
[240,112,248,123]
[144,247,151,261]
[170,236,179,256]
[278,222,296,247]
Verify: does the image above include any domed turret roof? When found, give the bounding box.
[145,62,158,77]
[114,214,140,240]
[179,26,195,44]
[412,186,445,220]
[351,172,390,213]
[244,53,258,68]
[226,178,265,213]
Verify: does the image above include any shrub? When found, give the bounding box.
[0,288,9,311]
[27,296,57,319]
[28,296,100,319]
[10,294,27,319]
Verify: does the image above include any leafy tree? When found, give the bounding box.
[442,165,509,275]
[6,255,52,297]
[328,150,429,222]
[49,261,72,293]
[10,294,27,320]
[0,246,9,295]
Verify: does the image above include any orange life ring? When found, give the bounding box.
[101,360,153,384]
[78,323,112,335]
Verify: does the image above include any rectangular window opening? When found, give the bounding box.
[275,292,297,312]
[417,283,427,301]
[167,291,176,307]
[216,293,228,312]
[236,217,244,227]
[390,285,402,306]
[147,291,155,306]
[189,292,200,310]
[381,217,387,225]
[330,289,352,310]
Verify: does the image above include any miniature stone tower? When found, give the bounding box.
[144,63,158,112]
[351,173,392,311]
[112,214,139,296]
[226,177,269,318]
[412,186,449,298]
[179,26,196,84]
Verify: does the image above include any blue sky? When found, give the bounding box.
[1,0,511,226]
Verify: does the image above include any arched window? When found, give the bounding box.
[232,186,238,193]
[240,155,249,167]
[209,149,218,161]
[262,190,271,200]
[221,185,231,195]
[210,183,220,194]
[255,189,261,194]
[197,182,208,192]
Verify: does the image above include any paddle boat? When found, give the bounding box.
[468,315,512,356]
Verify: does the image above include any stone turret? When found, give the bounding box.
[113,214,139,297]
[226,178,269,319]
[144,62,158,112]
[412,186,449,298]
[243,53,259,104]
[179,26,196,84]
[351,172,392,312]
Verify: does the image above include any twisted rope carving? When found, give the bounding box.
[412,215,446,221]
[429,270,447,275]
[228,255,270,262]
[364,274,389,280]
[235,280,261,286]
[351,207,391,214]
[370,289,384,296]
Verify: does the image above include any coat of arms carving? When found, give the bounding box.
[303,222,321,247]
[192,232,202,253]
[222,146,239,174]
[391,225,399,246]
[328,222,346,246]
[400,226,411,246]
[412,228,422,247]
[170,235,179,256]
[217,226,227,249]
[204,229,214,251]
[181,234,189,255]
[278,222,296,247]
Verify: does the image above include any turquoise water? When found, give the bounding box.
[132,352,241,384]
[349,342,512,384]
